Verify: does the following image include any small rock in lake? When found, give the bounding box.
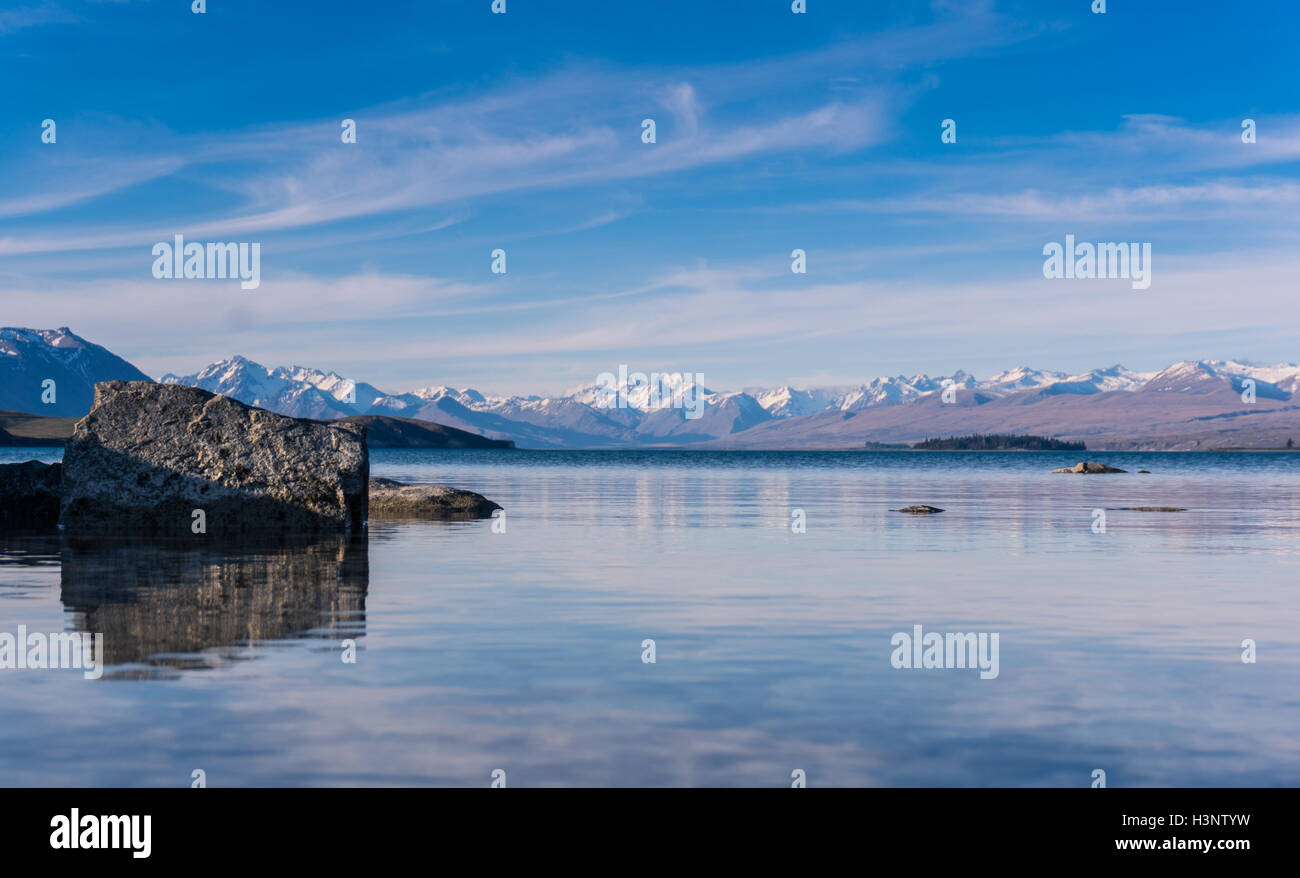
[893,505,945,515]
[368,477,501,520]
[1052,461,1127,474]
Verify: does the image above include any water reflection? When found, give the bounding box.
[0,530,62,569]
[4,450,1300,785]
[58,534,368,672]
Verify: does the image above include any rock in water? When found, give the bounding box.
[1052,461,1127,474]
[1110,506,1185,512]
[0,460,63,528]
[893,504,944,514]
[61,382,368,535]
[368,477,501,519]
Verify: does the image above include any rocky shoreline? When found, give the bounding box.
[0,382,501,533]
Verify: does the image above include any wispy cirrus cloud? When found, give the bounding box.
[776,114,1300,226]
[822,179,1300,221]
[0,154,183,221]
[0,5,77,35]
[0,62,894,257]
[0,0,1036,258]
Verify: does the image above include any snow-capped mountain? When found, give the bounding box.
[158,352,1300,448]
[0,326,152,417]
[161,356,358,420]
[751,372,980,416]
[283,365,389,411]
[843,372,978,410]
[747,367,1140,415]
[752,386,845,418]
[566,371,713,412]
[1141,360,1299,398]
[635,391,773,441]
[984,367,1068,392]
[403,386,520,408]
[991,364,1156,397]
[0,326,1220,449]
[1066,364,1154,393]
[8,326,1297,450]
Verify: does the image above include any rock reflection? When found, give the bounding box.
[59,534,368,673]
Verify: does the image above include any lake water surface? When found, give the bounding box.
[2,449,1298,787]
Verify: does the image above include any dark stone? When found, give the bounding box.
[893,504,945,515]
[0,460,62,528]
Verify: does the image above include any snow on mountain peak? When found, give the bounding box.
[39,327,86,349]
[986,366,1067,390]
[567,371,713,413]
[0,327,152,416]
[159,349,1300,446]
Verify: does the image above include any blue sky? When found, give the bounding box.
[1,0,1298,394]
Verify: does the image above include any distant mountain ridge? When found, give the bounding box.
[331,415,515,449]
[4,327,1298,450]
[163,352,1300,449]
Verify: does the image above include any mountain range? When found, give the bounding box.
[4,327,1300,450]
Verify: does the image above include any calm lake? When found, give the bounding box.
[2,448,1298,787]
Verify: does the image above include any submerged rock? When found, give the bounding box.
[893,504,944,515]
[1052,461,1127,474]
[0,460,62,528]
[368,477,501,519]
[61,381,368,535]
[1109,506,1185,512]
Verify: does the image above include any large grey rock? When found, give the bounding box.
[1052,461,1127,474]
[61,382,368,535]
[0,460,62,528]
[368,477,500,519]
